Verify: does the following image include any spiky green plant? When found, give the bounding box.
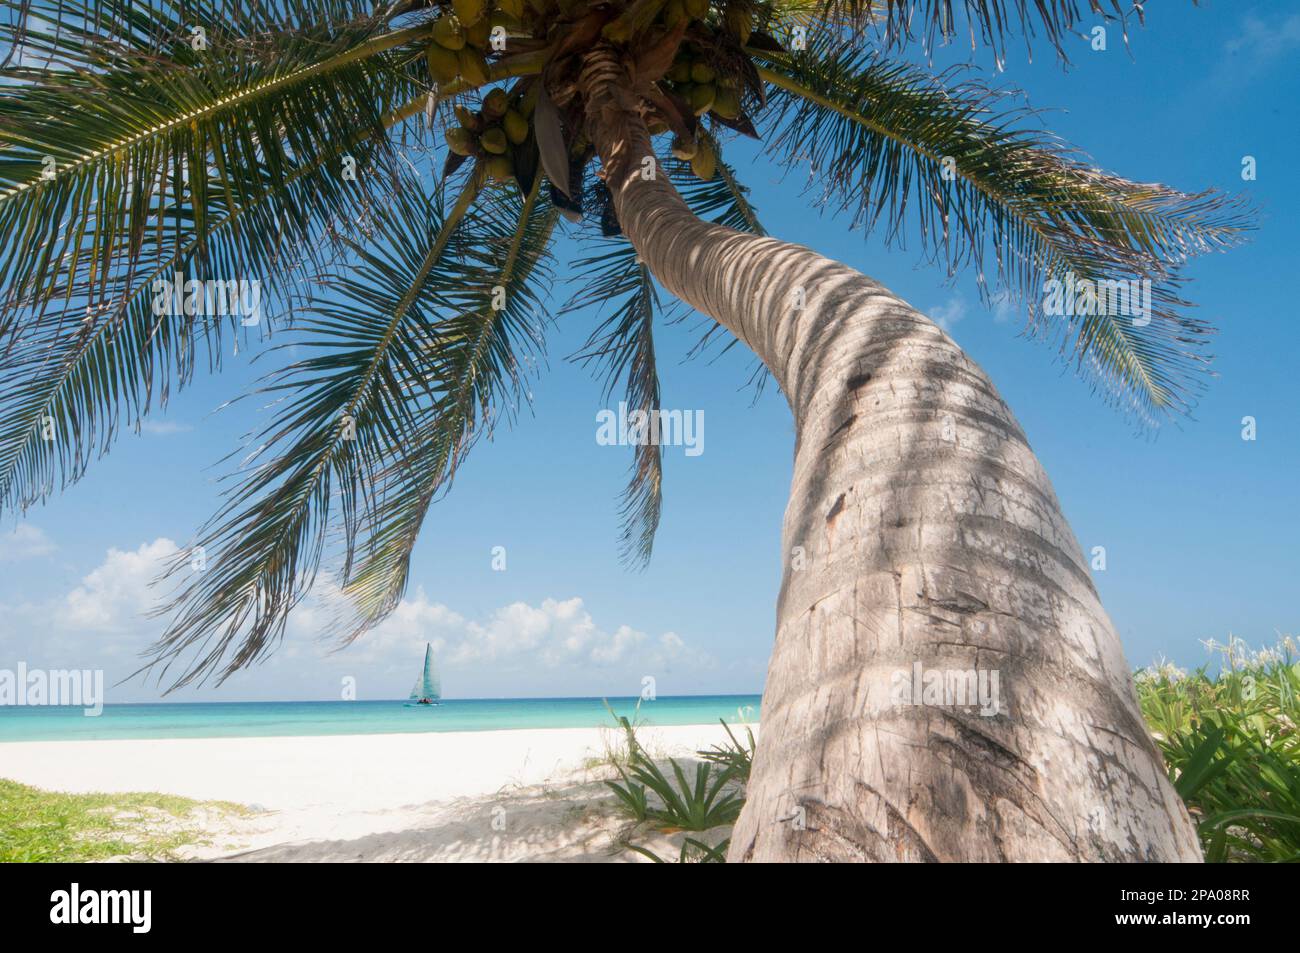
[0,0,1251,694]
[604,711,743,833]
[697,718,756,783]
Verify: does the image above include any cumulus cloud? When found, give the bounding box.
[359,593,708,674]
[4,534,714,698]
[0,523,57,561]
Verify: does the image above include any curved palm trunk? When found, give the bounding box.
[579,48,1201,862]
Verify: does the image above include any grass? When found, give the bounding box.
[0,778,248,862]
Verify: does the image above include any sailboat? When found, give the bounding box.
[404,643,442,707]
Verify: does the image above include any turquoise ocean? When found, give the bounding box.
[0,695,762,743]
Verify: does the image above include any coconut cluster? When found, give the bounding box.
[429,0,758,187]
[445,86,535,181]
[425,0,526,88]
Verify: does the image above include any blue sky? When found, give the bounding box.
[1,1,1297,702]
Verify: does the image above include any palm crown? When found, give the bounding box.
[0,0,1250,687]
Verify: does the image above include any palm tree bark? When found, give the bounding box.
[578,47,1202,862]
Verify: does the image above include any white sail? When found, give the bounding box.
[408,643,440,702]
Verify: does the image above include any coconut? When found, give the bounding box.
[689,83,716,116]
[465,17,491,48]
[454,104,481,130]
[690,62,715,84]
[452,0,486,27]
[432,16,467,51]
[690,140,716,180]
[457,47,490,87]
[712,86,741,119]
[489,10,522,32]
[503,109,530,145]
[486,154,514,181]
[724,6,751,44]
[483,88,510,117]
[427,44,460,85]
[446,126,477,156]
[670,136,698,160]
[480,127,509,154]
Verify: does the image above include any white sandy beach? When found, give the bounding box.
[0,723,752,861]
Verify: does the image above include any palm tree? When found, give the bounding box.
[0,0,1250,861]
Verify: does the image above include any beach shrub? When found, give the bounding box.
[605,713,744,832]
[630,837,730,864]
[609,640,1299,863]
[697,721,756,784]
[1136,637,1300,862]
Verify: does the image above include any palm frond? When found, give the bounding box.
[756,39,1252,419]
[0,92,429,515]
[566,239,663,566]
[815,0,1145,62]
[140,168,489,688]
[339,172,559,632]
[0,1,428,310]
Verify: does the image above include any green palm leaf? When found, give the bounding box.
[566,129,768,564]
[754,37,1252,418]
[0,0,428,309]
[141,169,486,688]
[567,240,664,566]
[340,173,559,632]
[0,92,429,514]
[813,0,1141,61]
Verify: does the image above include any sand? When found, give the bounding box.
[0,723,753,862]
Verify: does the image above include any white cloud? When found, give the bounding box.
[929,295,968,333]
[281,588,713,681]
[57,538,179,632]
[989,290,1018,324]
[0,524,57,561]
[3,537,713,698]
[140,420,193,435]
[1225,13,1300,61]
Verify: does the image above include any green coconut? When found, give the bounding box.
[427,44,460,84]
[457,47,490,87]
[503,109,530,145]
[480,127,509,154]
[689,83,716,116]
[432,16,467,51]
[690,139,716,180]
[452,0,486,26]
[446,126,477,156]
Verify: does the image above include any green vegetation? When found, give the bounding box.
[603,712,751,863]
[1137,637,1300,863]
[605,638,1300,863]
[0,779,246,862]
